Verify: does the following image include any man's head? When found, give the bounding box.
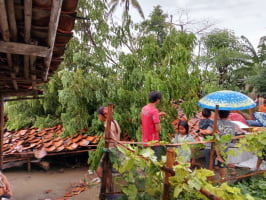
[218,110,230,119]
[97,106,108,122]
[202,108,212,118]
[148,91,162,103]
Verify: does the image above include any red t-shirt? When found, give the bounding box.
[141,104,160,143]
[228,113,248,125]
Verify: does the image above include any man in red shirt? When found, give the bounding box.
[141,91,166,157]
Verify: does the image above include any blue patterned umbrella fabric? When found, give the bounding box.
[198,90,256,110]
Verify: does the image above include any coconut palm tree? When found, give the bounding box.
[240,35,266,74]
[108,0,144,19]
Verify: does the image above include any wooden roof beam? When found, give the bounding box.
[0,89,43,97]
[0,41,51,57]
[0,78,45,83]
[6,0,17,41]
[24,0,32,79]
[0,0,18,90]
[30,41,38,89]
[44,0,63,81]
[0,0,10,41]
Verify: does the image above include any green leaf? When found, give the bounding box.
[173,186,182,197]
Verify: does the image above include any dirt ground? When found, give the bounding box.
[4,165,100,200]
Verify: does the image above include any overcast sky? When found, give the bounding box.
[126,0,266,47]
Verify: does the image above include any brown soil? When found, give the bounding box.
[4,166,100,200]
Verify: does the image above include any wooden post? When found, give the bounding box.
[163,148,175,200]
[0,96,4,170]
[27,157,31,172]
[100,103,113,200]
[209,105,219,170]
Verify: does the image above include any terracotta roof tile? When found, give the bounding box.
[3,125,99,159]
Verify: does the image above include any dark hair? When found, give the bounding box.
[218,110,230,119]
[202,108,211,118]
[178,120,189,135]
[148,91,162,103]
[97,106,106,116]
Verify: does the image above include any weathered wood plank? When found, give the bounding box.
[44,0,63,80]
[0,0,18,90]
[0,0,10,41]
[0,89,43,97]
[10,73,18,90]
[0,41,51,57]
[24,0,32,43]
[30,40,38,89]
[6,0,17,41]
[24,0,33,79]
[24,55,30,79]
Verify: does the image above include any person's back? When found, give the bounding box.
[141,91,166,158]
[141,104,160,142]
[199,108,213,130]
[141,91,166,143]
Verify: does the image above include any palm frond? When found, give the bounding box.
[131,0,145,19]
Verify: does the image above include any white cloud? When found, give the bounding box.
[134,0,266,47]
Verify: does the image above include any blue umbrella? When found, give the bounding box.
[198,90,256,110]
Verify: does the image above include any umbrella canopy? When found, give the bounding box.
[198,90,256,110]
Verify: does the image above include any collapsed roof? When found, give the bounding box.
[0,0,78,97]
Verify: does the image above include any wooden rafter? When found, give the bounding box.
[6,0,17,41]
[24,0,32,79]
[30,41,38,89]
[0,89,43,97]
[0,77,45,83]
[0,41,51,57]
[44,0,63,81]
[0,0,18,90]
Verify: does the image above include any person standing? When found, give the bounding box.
[172,120,195,163]
[141,91,166,157]
[96,106,121,179]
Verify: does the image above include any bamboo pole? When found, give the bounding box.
[0,96,4,170]
[100,103,113,200]
[163,148,175,200]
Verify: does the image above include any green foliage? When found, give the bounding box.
[199,29,246,90]
[113,144,252,200]
[234,175,266,200]
[88,136,104,171]
[236,128,266,157]
[249,67,266,96]
[5,99,43,130]
[5,73,63,130]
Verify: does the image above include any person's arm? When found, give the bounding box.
[1,173,12,197]
[155,123,161,133]
[199,128,213,135]
[158,111,166,117]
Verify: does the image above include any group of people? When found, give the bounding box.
[96,91,265,181]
